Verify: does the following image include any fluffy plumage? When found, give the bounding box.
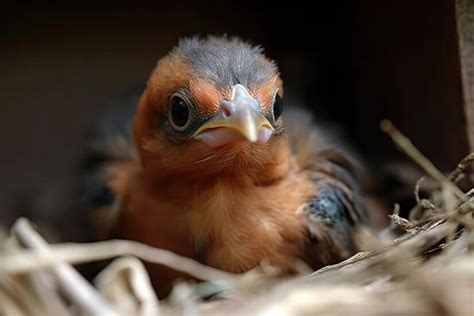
[178,37,278,90]
[79,36,366,297]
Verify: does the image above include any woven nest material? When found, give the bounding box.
[0,127,473,316]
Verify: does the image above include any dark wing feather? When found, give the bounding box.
[77,94,139,240]
[286,106,367,268]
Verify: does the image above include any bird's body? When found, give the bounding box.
[119,147,313,270]
[80,36,365,297]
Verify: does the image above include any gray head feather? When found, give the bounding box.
[177,36,278,90]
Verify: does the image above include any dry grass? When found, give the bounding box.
[0,124,473,316]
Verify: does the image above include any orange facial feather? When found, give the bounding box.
[252,75,281,111]
[189,79,222,114]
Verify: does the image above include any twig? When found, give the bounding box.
[0,273,41,315]
[380,120,464,198]
[25,271,70,316]
[5,237,70,316]
[2,221,236,283]
[311,251,372,276]
[388,203,415,232]
[389,213,416,233]
[448,153,474,182]
[410,177,437,221]
[414,177,424,205]
[312,217,448,278]
[11,218,116,316]
[95,257,159,316]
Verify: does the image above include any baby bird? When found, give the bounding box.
[80,36,366,297]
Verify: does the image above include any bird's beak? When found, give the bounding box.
[193,84,273,146]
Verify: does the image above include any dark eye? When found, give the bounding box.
[169,95,191,130]
[273,94,283,121]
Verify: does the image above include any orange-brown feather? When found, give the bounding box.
[189,79,222,114]
[252,74,282,111]
[117,143,315,287]
[146,52,190,109]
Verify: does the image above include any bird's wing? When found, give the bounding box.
[77,95,140,240]
[285,107,367,268]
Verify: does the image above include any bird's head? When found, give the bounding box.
[134,36,290,182]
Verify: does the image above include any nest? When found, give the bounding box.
[0,123,473,316]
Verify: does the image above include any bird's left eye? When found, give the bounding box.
[272,94,283,121]
[169,95,192,131]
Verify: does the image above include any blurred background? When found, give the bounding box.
[1,1,471,231]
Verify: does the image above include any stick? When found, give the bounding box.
[380,120,465,198]
[2,221,236,283]
[11,219,116,316]
[448,153,474,182]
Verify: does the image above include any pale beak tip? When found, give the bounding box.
[243,128,259,143]
[247,134,258,143]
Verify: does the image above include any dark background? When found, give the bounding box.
[1,1,470,227]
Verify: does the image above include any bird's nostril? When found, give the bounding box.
[223,107,232,118]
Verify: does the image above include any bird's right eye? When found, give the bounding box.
[169,95,191,131]
[272,93,283,121]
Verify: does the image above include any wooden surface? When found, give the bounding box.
[457,0,474,152]
[349,0,469,170]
